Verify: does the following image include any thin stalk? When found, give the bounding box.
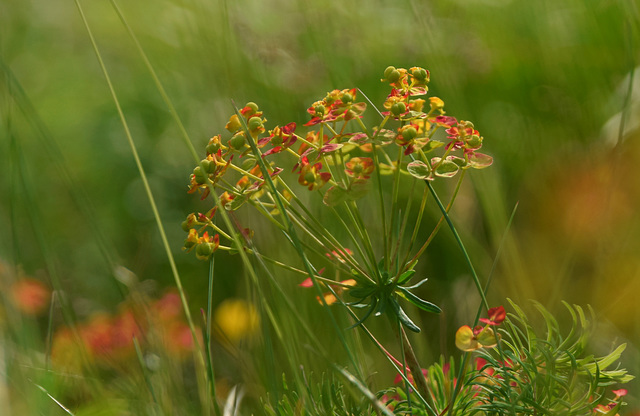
[403,183,429,264]
[371,143,389,270]
[340,201,380,280]
[386,146,404,268]
[274,173,370,275]
[426,180,489,310]
[285,189,372,279]
[73,0,205,378]
[405,172,465,271]
[473,201,519,326]
[34,384,75,416]
[324,284,436,415]
[233,104,365,381]
[205,257,222,416]
[132,337,161,412]
[397,317,412,410]
[102,0,339,405]
[390,177,417,269]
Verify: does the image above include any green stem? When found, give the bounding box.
[390,177,417,269]
[405,172,465,274]
[426,180,488,311]
[234,104,365,381]
[74,0,204,372]
[371,143,389,271]
[205,257,222,416]
[386,146,404,268]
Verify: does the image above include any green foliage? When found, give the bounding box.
[262,372,375,416]
[466,301,632,415]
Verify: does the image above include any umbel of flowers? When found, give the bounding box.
[181,66,493,334]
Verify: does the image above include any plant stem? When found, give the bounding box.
[426,181,489,310]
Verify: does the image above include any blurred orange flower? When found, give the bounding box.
[11,278,50,316]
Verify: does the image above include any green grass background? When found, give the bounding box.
[2,0,640,413]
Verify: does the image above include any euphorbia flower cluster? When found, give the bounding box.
[181,65,493,262]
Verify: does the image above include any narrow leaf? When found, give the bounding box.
[397,287,441,313]
[390,297,420,332]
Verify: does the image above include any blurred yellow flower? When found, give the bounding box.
[214,299,259,343]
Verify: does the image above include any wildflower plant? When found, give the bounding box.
[180,66,632,415]
[182,66,492,335]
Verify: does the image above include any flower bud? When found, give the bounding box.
[384,66,396,79]
[184,229,199,249]
[429,97,445,112]
[340,92,353,103]
[181,212,198,232]
[409,99,425,112]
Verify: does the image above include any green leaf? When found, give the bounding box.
[347,286,377,299]
[421,140,444,153]
[374,295,388,317]
[347,300,377,329]
[390,297,420,332]
[448,155,467,168]
[468,152,493,169]
[323,185,349,207]
[397,270,415,285]
[397,287,441,313]
[432,158,459,178]
[579,344,627,373]
[373,128,396,145]
[348,178,371,200]
[407,160,431,180]
[403,277,429,290]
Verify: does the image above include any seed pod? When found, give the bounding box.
[402,126,418,141]
[384,66,400,83]
[391,102,407,116]
[245,102,259,116]
[341,92,353,103]
[229,133,246,150]
[248,116,263,131]
[193,166,206,184]
[195,242,213,260]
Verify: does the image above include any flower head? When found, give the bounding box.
[296,156,331,191]
[345,157,375,180]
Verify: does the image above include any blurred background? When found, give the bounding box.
[1,0,640,413]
